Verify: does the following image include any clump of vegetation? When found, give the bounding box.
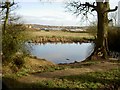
[12,54,25,69]
[2,24,27,70]
[108,27,120,52]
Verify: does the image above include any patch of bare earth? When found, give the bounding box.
[18,59,120,83]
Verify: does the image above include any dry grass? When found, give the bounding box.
[24,57,55,72]
[25,30,94,39]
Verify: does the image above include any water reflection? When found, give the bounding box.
[26,42,94,64]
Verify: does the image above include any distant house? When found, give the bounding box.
[69,28,86,32]
[25,25,32,28]
[40,27,63,31]
[28,25,32,28]
[40,28,45,30]
[33,25,40,30]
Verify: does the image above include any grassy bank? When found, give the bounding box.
[2,56,66,75]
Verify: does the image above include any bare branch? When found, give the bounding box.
[67,1,97,16]
[104,6,118,13]
[84,2,97,9]
[10,1,15,7]
[1,1,16,9]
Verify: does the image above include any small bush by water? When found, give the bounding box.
[12,55,25,69]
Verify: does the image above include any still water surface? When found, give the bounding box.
[27,43,94,64]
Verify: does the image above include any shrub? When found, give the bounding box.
[2,24,27,64]
[12,54,25,69]
[108,27,120,52]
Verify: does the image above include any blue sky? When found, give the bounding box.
[14,0,119,26]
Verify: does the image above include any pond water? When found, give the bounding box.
[26,42,94,64]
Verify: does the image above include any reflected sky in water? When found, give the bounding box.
[27,43,94,64]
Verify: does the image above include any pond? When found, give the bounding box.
[26,42,94,64]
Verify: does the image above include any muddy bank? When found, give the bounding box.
[28,36,94,43]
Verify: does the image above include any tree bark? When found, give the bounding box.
[93,2,109,59]
[95,13,108,58]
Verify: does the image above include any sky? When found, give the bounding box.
[12,0,120,26]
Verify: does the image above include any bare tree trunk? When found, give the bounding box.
[94,2,109,59]
[2,2,10,34]
[94,12,108,59]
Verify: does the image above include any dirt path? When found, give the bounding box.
[18,61,120,83]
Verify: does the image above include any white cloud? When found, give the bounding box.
[21,15,79,26]
[15,0,119,26]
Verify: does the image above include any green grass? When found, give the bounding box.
[3,68,120,89]
[31,65,68,74]
[59,68,120,88]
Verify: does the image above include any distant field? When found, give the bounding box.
[25,30,94,40]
